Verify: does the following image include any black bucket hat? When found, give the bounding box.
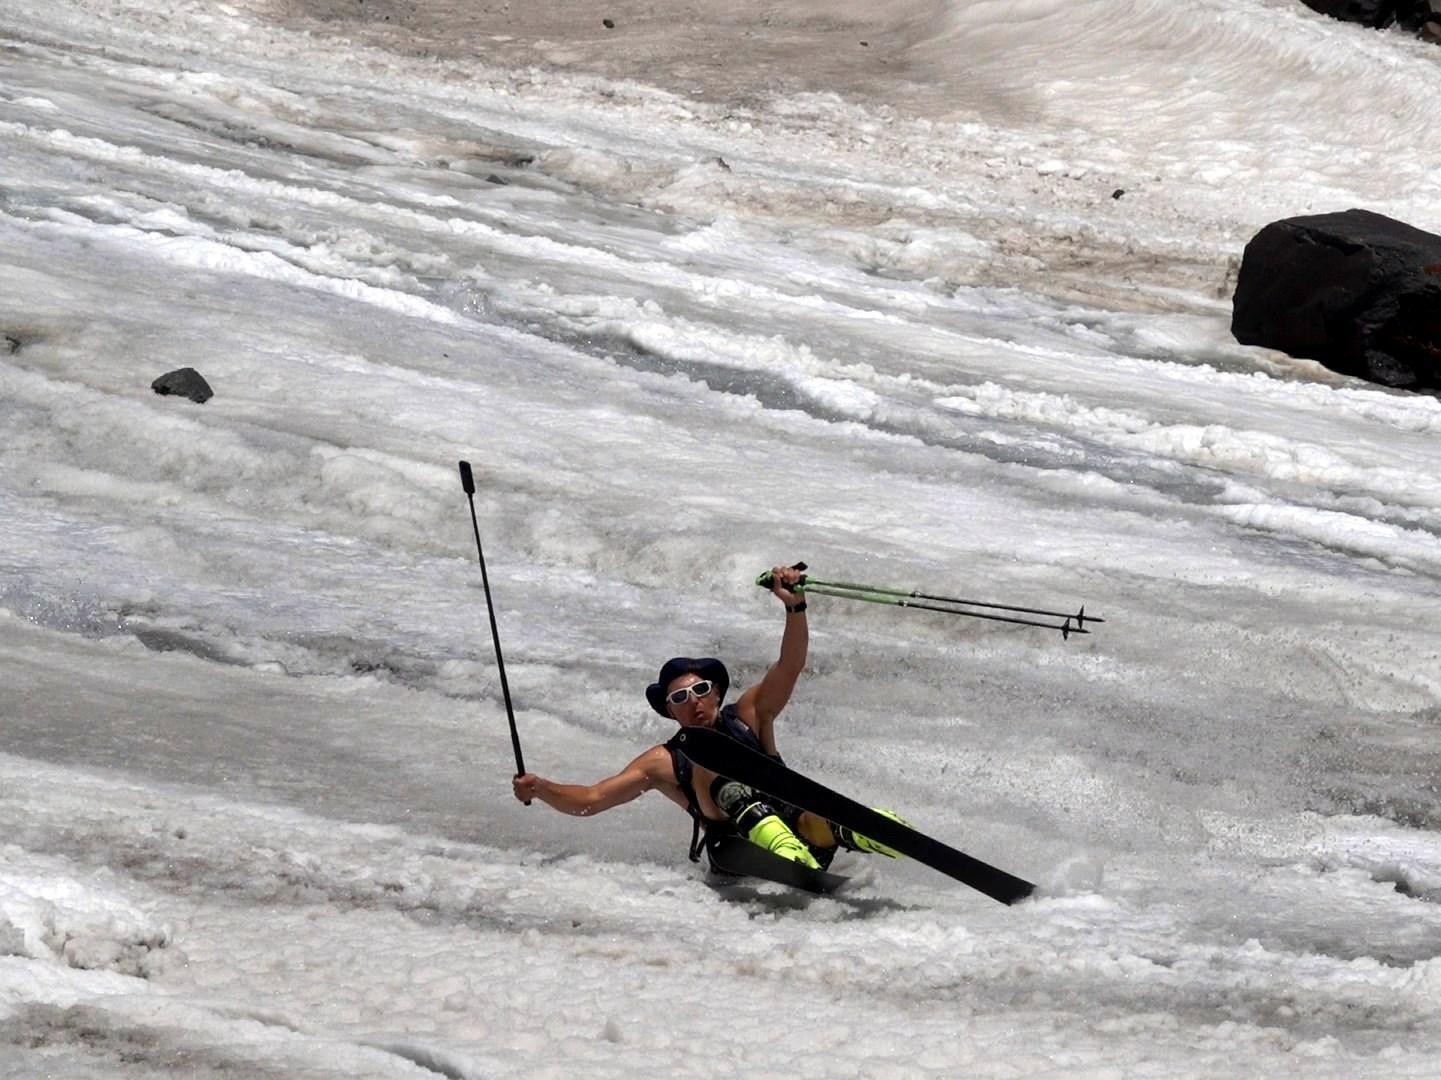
[646,656,729,717]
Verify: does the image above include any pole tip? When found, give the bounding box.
[458,460,475,494]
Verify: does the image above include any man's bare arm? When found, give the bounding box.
[512,745,671,816]
[745,565,809,727]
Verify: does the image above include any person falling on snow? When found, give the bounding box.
[511,563,906,874]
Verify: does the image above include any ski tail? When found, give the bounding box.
[706,835,849,895]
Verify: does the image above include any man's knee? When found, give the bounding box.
[710,778,775,833]
[795,811,838,849]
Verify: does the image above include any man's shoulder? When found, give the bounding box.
[728,692,763,727]
[636,742,679,776]
[721,701,764,741]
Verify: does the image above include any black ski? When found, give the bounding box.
[673,727,1035,905]
[705,835,849,895]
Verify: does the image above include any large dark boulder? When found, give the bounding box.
[1231,209,1441,390]
[1299,1,1437,32]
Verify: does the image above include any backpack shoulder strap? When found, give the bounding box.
[664,732,708,862]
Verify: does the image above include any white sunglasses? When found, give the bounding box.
[666,680,715,706]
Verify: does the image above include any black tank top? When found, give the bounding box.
[665,704,786,861]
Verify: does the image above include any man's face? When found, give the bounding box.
[664,674,720,728]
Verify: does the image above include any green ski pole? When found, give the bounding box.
[755,568,1101,638]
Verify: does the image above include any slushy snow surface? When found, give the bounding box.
[4,1,1441,1076]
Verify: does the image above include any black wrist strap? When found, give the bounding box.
[786,601,807,614]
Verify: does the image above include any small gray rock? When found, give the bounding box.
[151,367,213,404]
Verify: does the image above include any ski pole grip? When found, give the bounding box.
[458,460,476,495]
[755,561,808,589]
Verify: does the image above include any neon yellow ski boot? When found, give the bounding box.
[747,813,822,870]
[836,809,910,859]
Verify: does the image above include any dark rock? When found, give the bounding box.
[151,367,214,403]
[485,173,510,185]
[1111,188,1125,199]
[1231,209,1441,390]
[602,18,615,29]
[1298,1,1437,33]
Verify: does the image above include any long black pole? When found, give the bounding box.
[458,461,528,800]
